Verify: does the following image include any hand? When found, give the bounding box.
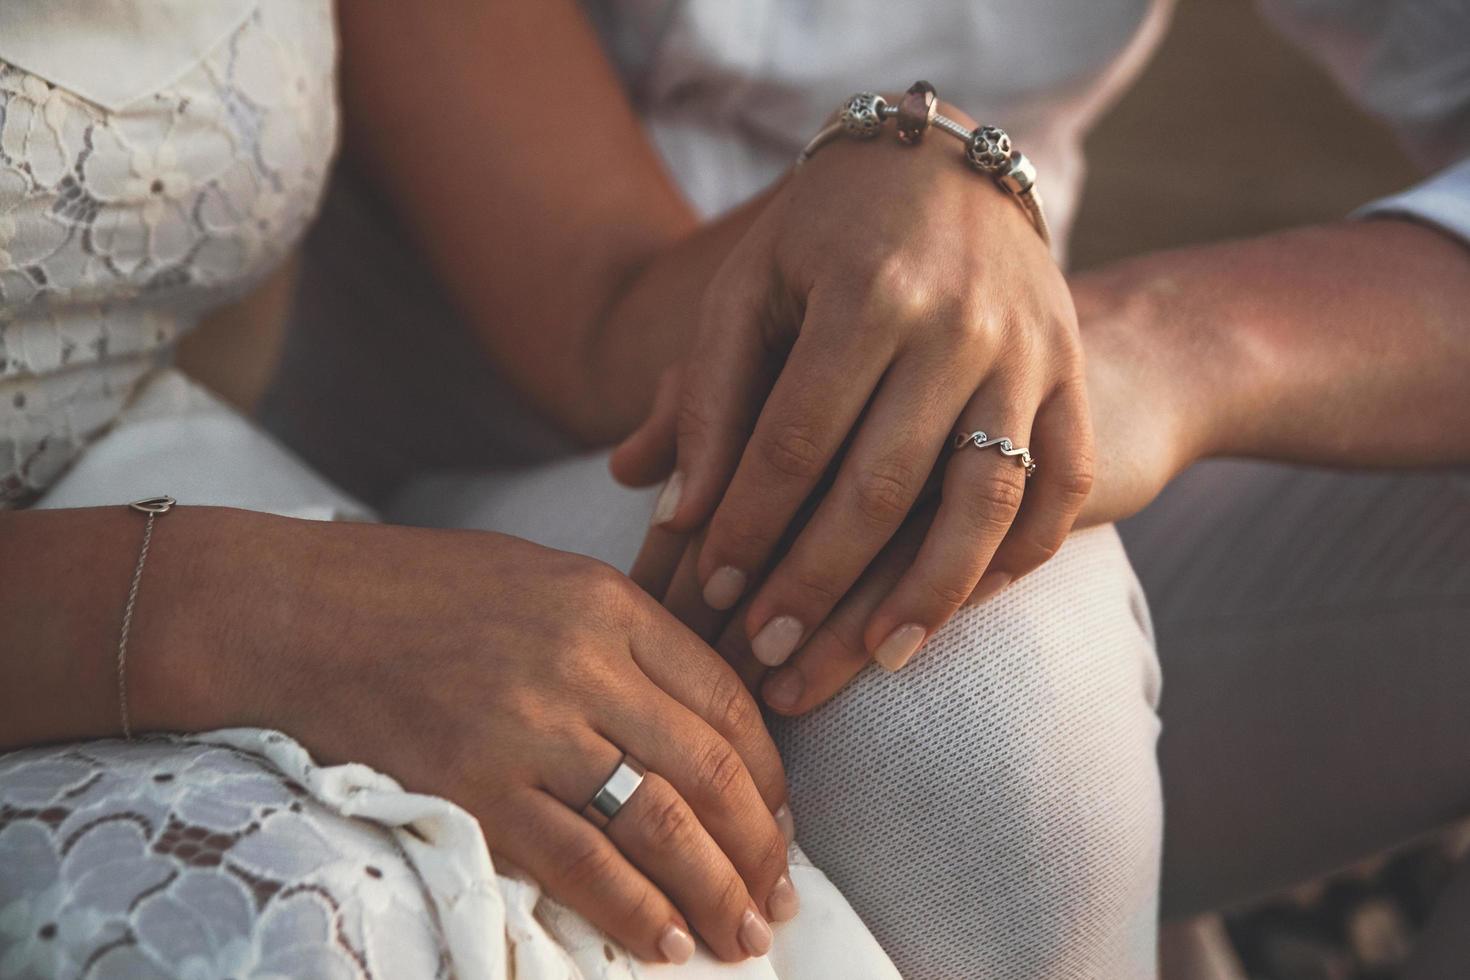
[613,107,1092,674]
[136,514,796,964]
[631,270,1199,713]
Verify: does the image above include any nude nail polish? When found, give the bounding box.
[764,670,804,713]
[659,923,695,964]
[651,472,684,526]
[739,909,773,957]
[768,874,800,923]
[703,566,747,610]
[773,803,796,844]
[751,616,803,667]
[873,623,926,672]
[971,570,1012,604]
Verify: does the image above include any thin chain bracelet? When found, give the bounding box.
[797,80,1052,246]
[116,495,176,739]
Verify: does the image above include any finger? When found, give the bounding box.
[975,379,1094,603]
[509,792,696,965]
[738,351,968,667]
[648,279,774,532]
[629,524,689,597]
[610,366,682,488]
[600,686,795,940]
[863,389,1034,670]
[604,772,786,961]
[627,613,789,814]
[758,505,933,715]
[659,530,729,642]
[696,293,895,612]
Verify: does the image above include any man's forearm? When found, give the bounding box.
[1076,219,1470,469]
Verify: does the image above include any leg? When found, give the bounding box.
[1120,461,1470,917]
[0,737,448,978]
[398,458,1167,979]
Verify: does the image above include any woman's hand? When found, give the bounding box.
[613,109,1092,673]
[127,512,796,964]
[629,268,1202,712]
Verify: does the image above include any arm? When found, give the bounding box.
[334,0,760,444]
[0,507,795,962]
[1074,217,1470,529]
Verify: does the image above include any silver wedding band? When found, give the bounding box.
[953,429,1037,478]
[584,754,647,829]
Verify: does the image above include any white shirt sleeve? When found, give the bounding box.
[1258,0,1470,245]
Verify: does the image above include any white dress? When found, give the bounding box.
[0,3,894,978]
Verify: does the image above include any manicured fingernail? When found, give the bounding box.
[703,566,747,610]
[873,623,926,672]
[768,874,800,923]
[774,803,796,844]
[751,615,804,667]
[659,923,695,964]
[972,570,1012,604]
[651,472,683,526]
[739,908,773,957]
[764,670,803,713]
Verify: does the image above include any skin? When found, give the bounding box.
[0,509,796,963]
[4,0,1469,965]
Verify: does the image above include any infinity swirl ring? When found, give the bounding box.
[952,430,1037,479]
[584,753,647,829]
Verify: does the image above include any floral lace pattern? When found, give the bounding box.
[0,0,338,506]
[0,737,450,980]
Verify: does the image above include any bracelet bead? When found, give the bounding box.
[840,92,887,137]
[965,125,1013,174]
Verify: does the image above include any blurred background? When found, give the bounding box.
[177,3,1463,977]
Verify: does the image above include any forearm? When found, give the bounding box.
[0,507,300,750]
[1076,218,1470,469]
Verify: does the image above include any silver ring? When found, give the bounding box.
[952,430,1037,479]
[584,754,647,829]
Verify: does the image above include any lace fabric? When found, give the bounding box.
[0,0,338,506]
[0,735,451,980]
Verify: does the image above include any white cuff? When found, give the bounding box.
[1352,156,1470,247]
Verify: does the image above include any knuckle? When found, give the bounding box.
[919,574,975,610]
[787,566,845,607]
[706,670,759,741]
[1053,459,1095,504]
[644,790,696,851]
[578,562,639,623]
[759,423,826,482]
[691,737,747,803]
[755,824,790,884]
[851,461,918,527]
[560,836,617,892]
[970,472,1026,524]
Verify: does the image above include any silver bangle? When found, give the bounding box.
[797,83,1052,247]
[117,495,176,739]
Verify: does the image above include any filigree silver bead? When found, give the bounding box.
[965,125,1013,173]
[840,92,887,138]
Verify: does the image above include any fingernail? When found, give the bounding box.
[659,923,695,964]
[773,803,796,844]
[764,670,804,713]
[972,570,1012,604]
[768,874,800,923]
[751,616,803,667]
[739,908,773,957]
[702,566,747,610]
[651,472,684,526]
[873,623,926,672]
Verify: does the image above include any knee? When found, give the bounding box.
[772,527,1162,976]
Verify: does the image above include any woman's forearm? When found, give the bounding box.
[0,507,297,750]
[1075,218,1470,469]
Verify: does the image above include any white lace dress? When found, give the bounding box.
[0,4,893,978]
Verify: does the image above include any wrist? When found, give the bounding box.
[129,507,312,735]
